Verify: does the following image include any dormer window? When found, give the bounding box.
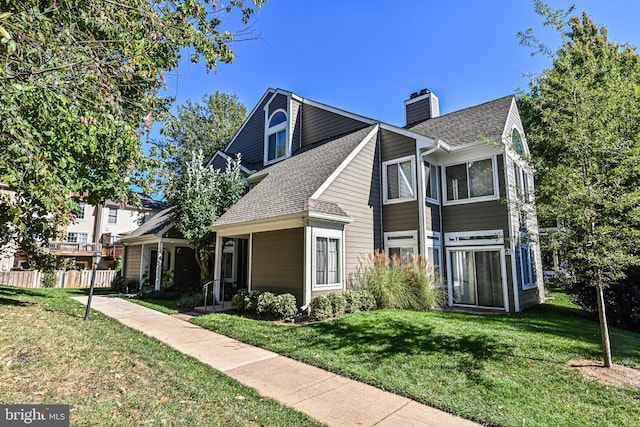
[265,110,288,164]
[512,129,524,156]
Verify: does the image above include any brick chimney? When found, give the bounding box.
[404,88,439,127]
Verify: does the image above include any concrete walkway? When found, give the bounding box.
[74,295,479,427]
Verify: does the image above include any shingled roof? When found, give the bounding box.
[121,207,174,240]
[213,125,377,228]
[408,95,514,146]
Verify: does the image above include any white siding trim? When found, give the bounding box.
[382,155,418,205]
[311,125,379,199]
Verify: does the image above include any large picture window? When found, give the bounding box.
[265,110,288,163]
[445,157,497,203]
[313,228,343,289]
[383,156,416,203]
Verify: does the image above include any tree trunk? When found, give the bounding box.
[595,282,613,368]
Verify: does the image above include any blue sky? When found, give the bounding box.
[157,0,640,128]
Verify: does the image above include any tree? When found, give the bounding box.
[165,149,245,280]
[518,1,640,367]
[0,0,262,266]
[154,91,247,179]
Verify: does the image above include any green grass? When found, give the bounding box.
[192,293,640,427]
[0,286,324,426]
[128,298,180,314]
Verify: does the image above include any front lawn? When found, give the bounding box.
[0,286,324,426]
[192,293,640,427]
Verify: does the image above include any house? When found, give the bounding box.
[119,207,201,291]
[13,193,165,271]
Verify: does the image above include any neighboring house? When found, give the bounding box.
[0,182,16,272]
[207,87,544,312]
[13,193,165,270]
[119,207,201,291]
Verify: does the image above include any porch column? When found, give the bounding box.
[214,234,223,302]
[154,240,163,291]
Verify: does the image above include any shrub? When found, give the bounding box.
[310,295,333,320]
[111,275,139,293]
[231,289,249,312]
[357,289,377,311]
[256,292,277,317]
[136,289,181,301]
[327,292,346,317]
[274,294,298,318]
[41,270,57,288]
[245,290,263,313]
[565,266,640,332]
[349,251,442,310]
[343,290,360,314]
[175,293,205,308]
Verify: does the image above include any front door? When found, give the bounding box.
[450,249,504,308]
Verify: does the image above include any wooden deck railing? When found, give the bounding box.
[48,242,102,254]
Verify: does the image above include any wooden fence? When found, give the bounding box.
[0,270,117,288]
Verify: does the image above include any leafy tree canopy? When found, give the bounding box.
[0,0,262,266]
[153,91,247,181]
[165,149,245,279]
[518,1,640,366]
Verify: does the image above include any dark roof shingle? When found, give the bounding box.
[213,125,377,227]
[408,95,514,146]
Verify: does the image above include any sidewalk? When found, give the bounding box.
[74,295,479,427]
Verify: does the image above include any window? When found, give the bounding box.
[78,202,86,219]
[512,129,524,156]
[265,110,288,163]
[425,232,442,284]
[513,164,531,202]
[316,237,340,285]
[383,156,416,203]
[423,161,439,203]
[519,233,538,290]
[384,231,418,265]
[445,157,496,203]
[67,232,88,243]
[108,208,117,223]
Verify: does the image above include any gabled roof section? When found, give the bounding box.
[104,192,167,212]
[213,125,378,228]
[121,207,174,240]
[407,95,514,147]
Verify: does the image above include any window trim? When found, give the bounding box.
[312,228,344,291]
[263,109,289,166]
[445,229,504,247]
[78,202,86,220]
[425,231,442,286]
[382,155,417,205]
[519,232,538,290]
[108,208,117,224]
[423,160,439,204]
[384,230,418,264]
[442,156,499,206]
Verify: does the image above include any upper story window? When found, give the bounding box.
[423,161,439,203]
[67,232,88,243]
[512,129,524,156]
[513,164,531,203]
[265,110,288,164]
[78,202,86,219]
[108,208,117,224]
[444,157,497,204]
[383,156,416,204]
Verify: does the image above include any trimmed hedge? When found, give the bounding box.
[232,289,298,319]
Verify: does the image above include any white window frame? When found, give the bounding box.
[78,202,86,219]
[384,231,418,264]
[263,109,289,165]
[425,231,442,286]
[67,232,88,243]
[519,232,537,290]
[423,161,439,204]
[67,232,78,243]
[108,208,117,224]
[442,156,499,206]
[312,228,344,291]
[445,229,504,247]
[382,155,417,204]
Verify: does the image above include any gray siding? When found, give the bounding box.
[383,200,420,235]
[124,245,141,282]
[380,129,416,162]
[210,154,229,171]
[291,99,302,153]
[520,286,542,309]
[301,104,370,147]
[506,254,515,311]
[251,228,304,304]
[268,93,288,117]
[225,92,271,167]
[319,136,377,274]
